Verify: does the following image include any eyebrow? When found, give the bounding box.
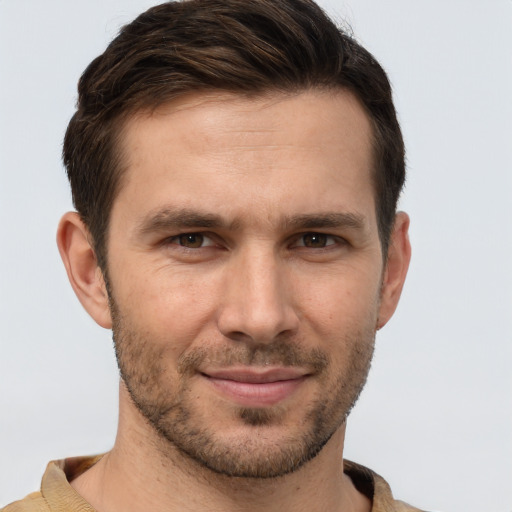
[136,208,233,235]
[281,212,365,231]
[136,207,366,236]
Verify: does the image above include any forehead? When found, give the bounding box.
[113,89,376,230]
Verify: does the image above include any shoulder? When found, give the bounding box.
[1,492,50,512]
[344,459,426,512]
[1,454,103,512]
[389,500,425,512]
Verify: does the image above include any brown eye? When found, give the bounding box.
[302,233,329,248]
[178,233,204,248]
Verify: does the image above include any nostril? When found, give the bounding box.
[230,331,248,341]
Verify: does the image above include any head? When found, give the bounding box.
[63,0,405,272]
[58,0,410,480]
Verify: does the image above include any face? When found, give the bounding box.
[106,90,386,478]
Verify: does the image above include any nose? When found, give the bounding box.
[217,246,299,344]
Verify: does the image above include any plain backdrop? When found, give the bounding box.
[1,1,511,511]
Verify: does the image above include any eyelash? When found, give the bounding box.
[165,232,345,250]
[166,232,216,249]
[292,233,341,249]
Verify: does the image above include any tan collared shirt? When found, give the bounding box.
[2,456,424,512]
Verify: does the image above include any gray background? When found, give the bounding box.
[1,1,511,510]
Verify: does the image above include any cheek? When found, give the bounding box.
[296,266,382,330]
[112,263,222,350]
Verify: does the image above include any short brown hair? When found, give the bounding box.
[63,0,405,270]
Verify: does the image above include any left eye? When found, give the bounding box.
[295,233,337,248]
[170,233,214,248]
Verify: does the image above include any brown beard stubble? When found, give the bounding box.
[109,292,375,479]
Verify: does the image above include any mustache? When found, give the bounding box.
[177,341,329,375]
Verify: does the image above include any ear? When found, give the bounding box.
[377,211,411,329]
[56,212,112,329]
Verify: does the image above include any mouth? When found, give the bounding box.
[200,367,310,407]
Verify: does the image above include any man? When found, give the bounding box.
[2,0,418,510]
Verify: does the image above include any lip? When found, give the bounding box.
[201,367,309,407]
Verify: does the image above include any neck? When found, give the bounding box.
[71,385,370,512]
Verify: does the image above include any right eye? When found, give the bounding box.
[168,233,215,249]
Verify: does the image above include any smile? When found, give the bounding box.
[201,367,310,407]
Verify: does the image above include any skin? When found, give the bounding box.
[57,89,411,512]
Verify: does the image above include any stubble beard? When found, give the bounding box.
[109,296,375,479]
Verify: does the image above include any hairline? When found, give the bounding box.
[95,85,393,270]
